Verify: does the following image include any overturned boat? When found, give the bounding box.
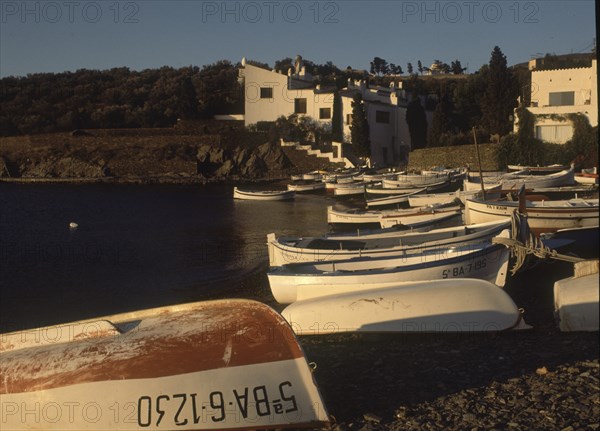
[0,300,329,430]
[282,279,529,335]
[554,260,599,332]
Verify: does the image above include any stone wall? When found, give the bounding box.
[407,143,501,171]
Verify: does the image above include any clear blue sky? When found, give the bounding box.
[0,1,596,77]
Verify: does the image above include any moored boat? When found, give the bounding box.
[464,166,575,191]
[507,164,569,173]
[408,184,502,207]
[267,232,511,304]
[464,197,599,235]
[327,204,462,230]
[333,181,368,196]
[366,188,424,208]
[267,220,511,266]
[378,205,462,229]
[287,181,326,192]
[0,300,330,430]
[574,168,599,185]
[383,173,449,188]
[282,279,529,335]
[233,187,295,201]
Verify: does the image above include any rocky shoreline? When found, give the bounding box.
[0,128,339,184]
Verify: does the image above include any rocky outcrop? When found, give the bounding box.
[19,156,109,178]
[196,142,292,180]
[0,132,307,183]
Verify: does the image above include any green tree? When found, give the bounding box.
[407,62,414,75]
[565,114,598,168]
[405,95,428,150]
[451,60,466,74]
[481,46,518,136]
[427,98,452,147]
[350,93,370,158]
[417,60,423,75]
[453,65,488,132]
[331,90,343,142]
[177,76,199,120]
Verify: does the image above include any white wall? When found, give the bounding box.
[242,64,334,127]
[524,59,597,144]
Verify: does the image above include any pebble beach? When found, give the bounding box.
[270,261,600,431]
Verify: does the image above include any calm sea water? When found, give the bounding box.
[0,183,335,332]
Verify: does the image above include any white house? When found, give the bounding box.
[239,56,335,128]
[516,59,597,144]
[340,80,410,166]
[239,55,412,167]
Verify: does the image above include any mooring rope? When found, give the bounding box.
[491,211,585,275]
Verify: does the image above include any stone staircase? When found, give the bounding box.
[279,139,355,174]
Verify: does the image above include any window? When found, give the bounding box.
[535,125,573,144]
[376,110,390,124]
[260,87,273,99]
[346,114,351,124]
[549,91,575,106]
[294,98,307,114]
[319,108,331,119]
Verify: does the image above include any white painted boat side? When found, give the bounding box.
[574,174,599,185]
[408,184,502,207]
[233,187,296,201]
[287,182,326,192]
[378,208,462,229]
[366,189,424,208]
[327,205,462,227]
[0,300,329,430]
[266,220,511,267]
[282,279,525,335]
[333,183,367,196]
[268,241,511,303]
[383,174,448,188]
[464,167,575,191]
[464,198,599,232]
[554,260,599,332]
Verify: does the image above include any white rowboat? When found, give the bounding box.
[287,181,326,192]
[282,279,529,335]
[464,197,599,235]
[464,166,575,191]
[267,220,511,267]
[233,187,295,201]
[0,300,329,430]
[554,260,599,332]
[267,233,510,303]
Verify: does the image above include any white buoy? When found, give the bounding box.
[69,222,78,229]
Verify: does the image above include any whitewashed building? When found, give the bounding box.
[239,56,335,128]
[339,80,411,166]
[517,59,597,144]
[239,56,412,166]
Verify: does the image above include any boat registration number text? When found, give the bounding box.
[137,381,298,427]
[442,259,486,278]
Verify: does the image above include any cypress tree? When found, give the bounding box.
[405,95,427,150]
[427,98,451,147]
[350,93,370,158]
[481,46,517,136]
